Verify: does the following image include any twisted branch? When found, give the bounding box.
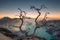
[42,12,50,26]
[18,8,26,32]
[30,6,42,35]
[30,5,46,35]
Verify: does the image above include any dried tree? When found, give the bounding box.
[42,12,50,26]
[18,8,26,32]
[30,5,47,35]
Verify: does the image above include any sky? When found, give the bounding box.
[0,0,60,20]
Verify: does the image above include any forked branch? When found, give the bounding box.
[18,8,26,32]
[42,12,50,26]
[30,5,46,35]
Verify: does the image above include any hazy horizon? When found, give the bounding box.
[0,0,60,20]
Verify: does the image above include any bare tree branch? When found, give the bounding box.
[42,12,50,26]
[18,8,26,32]
[30,5,46,35]
[30,6,41,35]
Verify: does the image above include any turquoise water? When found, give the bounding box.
[25,24,54,40]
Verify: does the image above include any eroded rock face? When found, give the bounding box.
[0,33,12,40]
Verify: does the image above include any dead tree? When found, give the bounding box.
[42,12,50,26]
[30,5,47,35]
[18,8,26,32]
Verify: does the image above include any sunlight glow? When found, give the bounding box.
[0,12,60,20]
